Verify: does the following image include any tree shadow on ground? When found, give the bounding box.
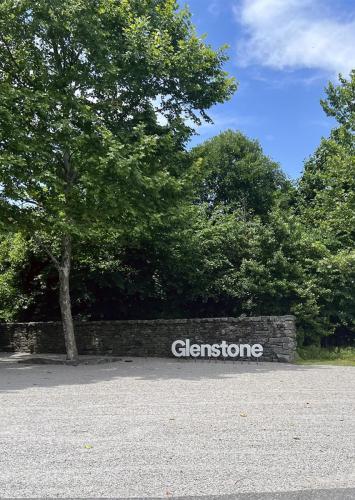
[118,488,355,500]
[0,352,345,393]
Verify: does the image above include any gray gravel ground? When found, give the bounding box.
[0,354,354,499]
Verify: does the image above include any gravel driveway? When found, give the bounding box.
[0,354,354,498]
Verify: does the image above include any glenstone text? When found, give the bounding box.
[171,339,263,358]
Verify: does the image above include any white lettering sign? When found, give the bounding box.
[171,339,263,358]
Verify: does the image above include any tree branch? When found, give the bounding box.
[33,233,61,270]
[0,34,32,87]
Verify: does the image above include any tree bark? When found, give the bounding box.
[59,233,78,361]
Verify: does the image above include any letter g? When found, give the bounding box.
[171,340,186,357]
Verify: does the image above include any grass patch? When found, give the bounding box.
[296,346,355,366]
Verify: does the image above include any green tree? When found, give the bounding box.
[299,71,355,246]
[191,130,289,217]
[297,71,355,340]
[0,232,31,321]
[321,70,355,134]
[0,0,235,360]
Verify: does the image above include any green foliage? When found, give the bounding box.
[0,0,235,342]
[297,346,355,366]
[320,70,355,133]
[0,0,235,246]
[0,232,30,320]
[298,136,355,250]
[191,130,290,217]
[296,72,355,342]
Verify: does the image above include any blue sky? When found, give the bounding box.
[183,0,355,179]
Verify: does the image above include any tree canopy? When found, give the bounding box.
[191,130,290,217]
[296,71,355,341]
[0,0,236,359]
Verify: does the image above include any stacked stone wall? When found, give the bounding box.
[0,316,297,362]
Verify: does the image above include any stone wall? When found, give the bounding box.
[0,316,297,362]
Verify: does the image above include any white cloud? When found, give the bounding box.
[195,112,258,137]
[235,0,355,75]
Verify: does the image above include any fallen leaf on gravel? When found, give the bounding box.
[240,412,247,417]
[84,444,93,449]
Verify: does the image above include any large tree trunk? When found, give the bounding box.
[59,233,78,361]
